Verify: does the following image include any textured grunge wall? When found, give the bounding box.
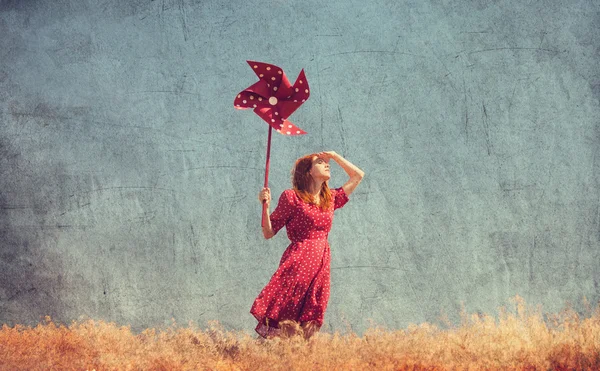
[1,0,599,335]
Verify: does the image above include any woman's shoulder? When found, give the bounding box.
[283,188,299,200]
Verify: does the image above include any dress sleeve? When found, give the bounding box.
[333,187,350,210]
[269,190,295,236]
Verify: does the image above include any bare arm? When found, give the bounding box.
[259,188,275,239]
[319,151,364,196]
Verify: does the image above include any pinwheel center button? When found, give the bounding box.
[269,96,278,106]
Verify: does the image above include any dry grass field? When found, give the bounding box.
[1,296,599,370]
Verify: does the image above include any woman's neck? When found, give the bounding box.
[308,180,324,197]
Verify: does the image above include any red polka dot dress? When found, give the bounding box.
[250,187,350,339]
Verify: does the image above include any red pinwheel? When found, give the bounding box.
[234,60,311,226]
[234,61,310,135]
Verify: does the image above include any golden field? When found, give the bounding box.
[0,296,599,370]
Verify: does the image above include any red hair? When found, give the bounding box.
[291,154,332,210]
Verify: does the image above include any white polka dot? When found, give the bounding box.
[295,88,299,92]
[271,77,276,81]
[250,96,254,100]
[237,94,241,98]
[253,104,257,108]
[302,99,306,102]
[287,131,291,134]
[273,87,278,91]
[254,65,258,69]
[242,100,247,103]
[278,70,282,74]
[272,119,275,122]
[267,66,271,70]
[288,125,292,128]
[258,97,263,101]
[305,89,309,93]
[275,112,279,115]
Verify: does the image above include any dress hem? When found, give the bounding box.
[251,312,323,339]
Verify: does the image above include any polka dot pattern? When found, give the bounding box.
[233,60,311,136]
[250,187,350,339]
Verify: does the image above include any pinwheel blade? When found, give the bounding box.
[254,107,284,131]
[247,61,284,96]
[279,69,310,119]
[234,80,270,109]
[279,120,307,136]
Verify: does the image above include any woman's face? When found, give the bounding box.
[308,155,330,182]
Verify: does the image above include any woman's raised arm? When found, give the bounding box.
[318,151,364,196]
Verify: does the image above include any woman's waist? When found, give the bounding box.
[288,234,329,243]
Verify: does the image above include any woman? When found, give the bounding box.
[251,150,364,340]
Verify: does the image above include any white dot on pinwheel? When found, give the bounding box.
[237,94,241,98]
[278,70,282,74]
[243,100,247,103]
[302,99,306,102]
[288,125,292,128]
[266,66,271,70]
[253,104,257,108]
[259,74,264,78]
[294,100,298,102]
[273,87,278,91]
[269,96,278,105]
[271,77,276,81]
[305,89,309,93]
[275,112,279,115]
[299,80,303,84]
[296,131,300,134]
[287,131,291,134]
[254,65,258,69]
[295,88,299,92]
[258,97,263,101]
[271,119,275,122]
[250,95,254,100]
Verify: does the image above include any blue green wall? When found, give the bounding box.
[1,0,599,335]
